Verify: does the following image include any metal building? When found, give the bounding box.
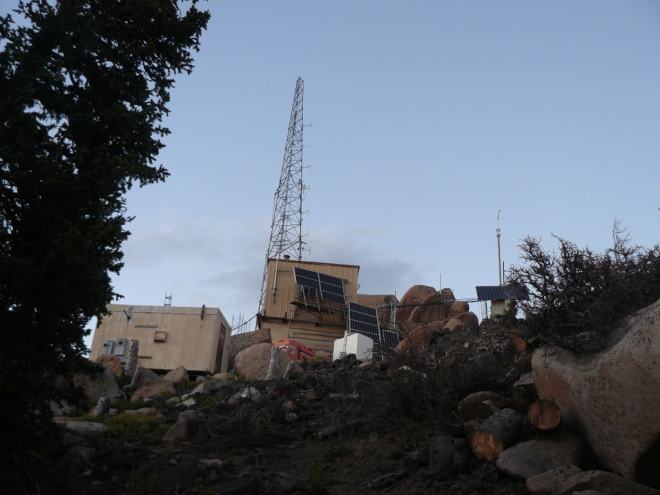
[259,257,360,352]
[90,304,231,374]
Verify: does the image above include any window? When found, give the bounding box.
[154,331,167,343]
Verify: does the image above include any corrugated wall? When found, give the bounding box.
[263,259,359,319]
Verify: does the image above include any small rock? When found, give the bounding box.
[363,470,407,489]
[189,379,214,396]
[282,400,296,412]
[199,458,223,469]
[228,386,262,406]
[212,372,234,381]
[92,397,109,417]
[283,361,304,379]
[162,366,189,384]
[124,407,164,419]
[131,382,176,402]
[457,391,504,422]
[107,408,118,416]
[285,412,298,422]
[514,372,534,387]
[162,410,203,443]
[166,397,180,405]
[302,389,317,401]
[181,398,196,408]
[134,367,162,388]
[65,421,108,435]
[496,434,584,479]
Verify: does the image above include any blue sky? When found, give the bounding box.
[4,1,660,332]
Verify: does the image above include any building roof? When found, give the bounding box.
[267,257,360,271]
[106,304,224,316]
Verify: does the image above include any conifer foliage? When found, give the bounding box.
[0,0,208,488]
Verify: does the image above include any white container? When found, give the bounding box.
[333,332,374,361]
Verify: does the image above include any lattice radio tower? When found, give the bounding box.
[258,78,305,315]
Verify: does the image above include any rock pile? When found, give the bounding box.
[49,298,660,495]
[395,285,480,353]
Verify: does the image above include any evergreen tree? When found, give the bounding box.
[0,1,209,489]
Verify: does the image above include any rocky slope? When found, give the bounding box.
[48,301,660,495]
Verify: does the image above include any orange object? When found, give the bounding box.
[273,339,316,362]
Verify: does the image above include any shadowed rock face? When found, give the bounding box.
[396,285,436,322]
[409,289,455,323]
[532,298,660,481]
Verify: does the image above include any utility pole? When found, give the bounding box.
[258,78,306,315]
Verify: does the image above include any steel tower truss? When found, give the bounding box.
[258,78,305,314]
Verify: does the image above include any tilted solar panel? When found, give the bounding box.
[347,302,382,343]
[475,285,529,301]
[293,266,346,304]
[381,330,400,349]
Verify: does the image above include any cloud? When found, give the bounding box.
[113,218,426,328]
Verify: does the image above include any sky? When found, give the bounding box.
[4,1,660,337]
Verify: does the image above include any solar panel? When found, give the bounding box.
[381,330,400,349]
[293,266,345,304]
[475,285,529,301]
[347,302,382,343]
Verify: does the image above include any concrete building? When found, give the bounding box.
[90,304,231,374]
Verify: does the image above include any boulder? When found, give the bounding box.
[396,285,436,322]
[95,355,124,376]
[525,465,583,494]
[532,299,660,480]
[443,317,464,332]
[466,408,523,461]
[162,366,189,384]
[526,467,660,495]
[234,343,293,380]
[394,338,410,354]
[162,410,203,444]
[457,391,504,422]
[131,382,176,402]
[449,301,470,318]
[234,343,272,380]
[495,434,584,479]
[558,470,660,495]
[407,323,434,350]
[134,367,162,388]
[409,290,455,323]
[73,368,121,402]
[462,311,480,334]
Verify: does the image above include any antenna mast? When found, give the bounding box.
[496,210,503,285]
[258,78,306,315]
